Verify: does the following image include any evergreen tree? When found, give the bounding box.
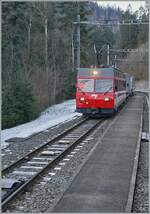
[137,6,148,45]
[2,2,37,128]
[119,5,139,49]
[2,79,36,129]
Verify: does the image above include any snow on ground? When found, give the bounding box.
[135,80,149,93]
[1,99,81,149]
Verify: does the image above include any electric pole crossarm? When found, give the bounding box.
[110,49,148,53]
[114,59,147,62]
[73,21,149,26]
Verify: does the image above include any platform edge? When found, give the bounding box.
[125,102,144,212]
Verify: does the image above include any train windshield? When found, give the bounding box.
[78,79,94,92]
[95,79,113,93]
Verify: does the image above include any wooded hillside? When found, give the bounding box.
[2,2,148,129]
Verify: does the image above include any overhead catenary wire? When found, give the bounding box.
[73,16,148,70]
[110,49,148,53]
[113,59,147,62]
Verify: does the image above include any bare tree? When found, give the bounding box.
[33,2,49,96]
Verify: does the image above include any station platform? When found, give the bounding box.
[52,94,143,212]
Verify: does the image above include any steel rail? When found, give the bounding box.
[2,119,103,211]
[2,117,89,175]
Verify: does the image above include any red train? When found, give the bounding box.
[76,66,134,115]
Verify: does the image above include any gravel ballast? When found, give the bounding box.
[132,93,149,213]
[4,117,111,212]
[2,116,83,168]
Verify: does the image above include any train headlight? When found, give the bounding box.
[80,97,85,101]
[104,97,110,101]
[92,70,98,75]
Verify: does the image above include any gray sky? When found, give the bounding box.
[97,1,146,11]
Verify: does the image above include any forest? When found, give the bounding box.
[2,1,149,129]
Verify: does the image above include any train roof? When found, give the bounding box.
[77,67,126,78]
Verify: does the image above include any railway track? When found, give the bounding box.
[2,117,104,211]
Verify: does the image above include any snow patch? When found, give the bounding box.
[1,99,81,149]
[135,80,149,92]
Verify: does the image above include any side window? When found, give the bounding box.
[120,80,122,90]
[121,80,123,90]
[115,79,118,91]
[117,80,119,91]
[123,81,126,90]
[118,80,120,91]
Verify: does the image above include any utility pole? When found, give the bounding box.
[76,14,80,70]
[107,44,110,65]
[114,55,117,67]
[94,44,100,66]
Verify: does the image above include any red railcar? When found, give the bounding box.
[76,67,127,115]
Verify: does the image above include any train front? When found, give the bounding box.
[76,67,115,115]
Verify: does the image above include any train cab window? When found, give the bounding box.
[95,79,113,93]
[78,79,94,92]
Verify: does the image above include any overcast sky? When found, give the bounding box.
[97,1,146,12]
